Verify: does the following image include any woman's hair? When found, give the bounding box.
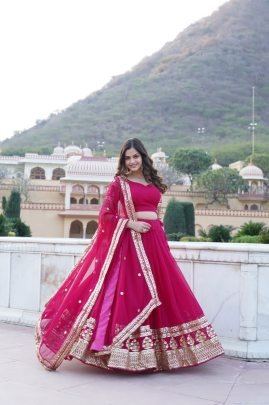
[116,138,167,193]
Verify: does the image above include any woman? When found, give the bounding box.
[36,138,224,372]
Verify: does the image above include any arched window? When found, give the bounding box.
[79,197,84,204]
[52,168,65,180]
[87,185,100,195]
[90,198,99,204]
[244,204,248,211]
[86,221,98,238]
[70,197,77,204]
[250,204,258,211]
[30,167,45,179]
[72,184,84,194]
[69,220,83,238]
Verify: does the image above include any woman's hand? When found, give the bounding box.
[127,220,151,233]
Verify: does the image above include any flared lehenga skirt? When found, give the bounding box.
[55,219,224,372]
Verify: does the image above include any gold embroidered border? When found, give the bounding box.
[119,176,159,300]
[129,316,209,339]
[40,217,129,370]
[113,177,161,348]
[71,336,224,372]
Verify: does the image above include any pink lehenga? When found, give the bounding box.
[35,175,224,372]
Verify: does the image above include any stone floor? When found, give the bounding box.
[0,322,269,405]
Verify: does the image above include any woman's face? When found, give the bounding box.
[124,147,143,174]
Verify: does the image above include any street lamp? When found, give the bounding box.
[248,86,257,156]
[97,141,105,150]
[197,127,205,137]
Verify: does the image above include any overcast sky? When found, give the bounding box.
[0,0,228,142]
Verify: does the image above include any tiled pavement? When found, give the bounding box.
[0,322,269,405]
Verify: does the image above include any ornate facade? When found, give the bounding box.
[0,146,269,237]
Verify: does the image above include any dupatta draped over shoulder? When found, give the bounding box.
[36,175,223,372]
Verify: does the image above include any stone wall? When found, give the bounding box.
[0,237,268,360]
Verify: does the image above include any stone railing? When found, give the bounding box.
[69,204,100,210]
[196,209,269,217]
[21,203,65,210]
[0,237,268,360]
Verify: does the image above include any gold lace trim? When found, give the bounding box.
[36,217,128,370]
[70,318,224,372]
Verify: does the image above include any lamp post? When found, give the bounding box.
[248,86,257,156]
[197,127,205,142]
[97,141,105,150]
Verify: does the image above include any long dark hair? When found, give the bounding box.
[116,138,167,194]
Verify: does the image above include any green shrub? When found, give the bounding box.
[198,228,209,238]
[12,218,32,237]
[232,235,260,243]
[5,190,21,218]
[164,198,186,235]
[259,229,269,244]
[0,214,6,236]
[166,232,185,241]
[181,202,195,236]
[208,225,232,242]
[180,236,211,242]
[236,221,266,237]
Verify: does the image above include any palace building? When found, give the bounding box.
[0,145,269,238]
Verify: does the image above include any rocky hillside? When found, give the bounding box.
[1,0,269,156]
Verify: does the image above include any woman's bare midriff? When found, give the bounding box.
[135,211,158,220]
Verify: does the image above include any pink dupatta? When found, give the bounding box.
[35,176,161,370]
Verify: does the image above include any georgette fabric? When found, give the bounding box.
[35,176,224,372]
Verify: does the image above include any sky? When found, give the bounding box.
[0,0,229,142]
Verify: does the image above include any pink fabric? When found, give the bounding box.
[90,249,121,351]
[128,180,161,212]
[36,175,223,371]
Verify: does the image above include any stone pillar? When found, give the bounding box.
[83,221,86,239]
[240,264,258,341]
[99,185,106,204]
[65,184,72,209]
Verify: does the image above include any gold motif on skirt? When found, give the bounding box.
[187,334,195,346]
[169,337,178,350]
[206,325,216,338]
[180,336,188,347]
[80,317,96,343]
[195,330,207,343]
[126,338,140,352]
[142,337,153,350]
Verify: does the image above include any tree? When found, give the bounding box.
[195,168,246,208]
[0,214,6,236]
[12,176,32,202]
[157,165,184,189]
[164,198,186,239]
[245,154,269,178]
[181,202,195,236]
[5,190,21,218]
[170,148,212,184]
[2,196,7,215]
[0,167,7,183]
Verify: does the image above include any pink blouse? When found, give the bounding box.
[128,180,161,212]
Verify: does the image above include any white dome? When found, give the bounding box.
[211,159,222,170]
[52,145,64,155]
[82,147,93,157]
[239,163,264,180]
[66,157,117,176]
[64,144,82,156]
[151,148,168,161]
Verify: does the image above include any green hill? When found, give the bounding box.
[1,0,269,156]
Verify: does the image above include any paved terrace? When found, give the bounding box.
[1,322,269,405]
